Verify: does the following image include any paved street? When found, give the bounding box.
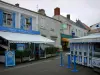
[0,53,99,75]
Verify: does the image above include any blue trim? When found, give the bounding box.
[12,12,16,28]
[0,9,3,26]
[0,26,40,34]
[30,17,32,30]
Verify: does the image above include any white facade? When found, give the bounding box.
[53,15,88,37]
[90,22,100,30]
[0,1,38,31]
[0,1,62,48]
[38,14,62,47]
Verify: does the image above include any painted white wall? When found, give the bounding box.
[90,22,100,30]
[53,15,87,37]
[38,14,62,47]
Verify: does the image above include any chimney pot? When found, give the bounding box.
[67,14,70,20]
[38,9,46,16]
[15,3,19,7]
[54,7,60,16]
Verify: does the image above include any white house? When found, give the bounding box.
[0,1,54,63]
[37,9,62,48]
[90,22,100,30]
[0,1,38,31]
[89,22,100,34]
[53,7,88,38]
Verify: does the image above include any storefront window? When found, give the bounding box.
[94,43,100,58]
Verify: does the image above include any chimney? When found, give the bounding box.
[15,3,19,7]
[38,9,46,16]
[67,14,70,20]
[54,7,60,16]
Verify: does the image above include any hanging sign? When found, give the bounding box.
[5,51,15,67]
[17,44,25,51]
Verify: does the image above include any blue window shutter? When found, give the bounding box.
[30,17,32,30]
[12,12,16,28]
[20,15,23,29]
[21,15,25,29]
[0,9,3,26]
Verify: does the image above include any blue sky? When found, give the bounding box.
[2,0,100,26]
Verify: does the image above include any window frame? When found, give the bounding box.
[24,16,31,30]
[3,11,12,27]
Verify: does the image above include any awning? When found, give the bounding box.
[70,33,100,43]
[0,31,54,43]
[61,38,69,42]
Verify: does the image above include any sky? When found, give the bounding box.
[2,0,100,26]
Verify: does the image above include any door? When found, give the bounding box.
[29,43,35,60]
[35,43,39,60]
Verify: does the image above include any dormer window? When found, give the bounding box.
[96,24,99,27]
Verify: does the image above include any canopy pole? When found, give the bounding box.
[39,44,40,58]
[34,43,35,58]
[29,43,31,60]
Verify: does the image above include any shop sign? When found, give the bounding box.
[17,44,25,51]
[5,51,15,67]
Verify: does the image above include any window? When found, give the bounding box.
[24,17,31,30]
[79,30,80,36]
[51,36,57,42]
[84,32,86,36]
[3,12,12,26]
[41,35,46,37]
[76,29,77,36]
[50,28,54,31]
[96,24,99,27]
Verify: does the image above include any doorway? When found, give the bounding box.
[29,43,35,60]
[35,43,40,60]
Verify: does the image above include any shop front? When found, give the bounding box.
[0,26,54,66]
[70,33,100,73]
[61,34,72,51]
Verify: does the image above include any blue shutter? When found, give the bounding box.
[21,15,25,29]
[12,12,16,28]
[30,17,32,30]
[0,9,3,26]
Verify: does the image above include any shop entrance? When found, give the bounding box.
[61,38,69,51]
[0,37,8,63]
[29,43,35,60]
[35,43,40,60]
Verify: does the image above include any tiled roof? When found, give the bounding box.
[82,23,90,30]
[61,15,76,25]
[61,15,88,30]
[76,20,87,30]
[0,1,61,22]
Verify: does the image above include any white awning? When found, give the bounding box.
[0,31,54,43]
[70,33,100,43]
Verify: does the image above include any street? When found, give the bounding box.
[0,53,99,75]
